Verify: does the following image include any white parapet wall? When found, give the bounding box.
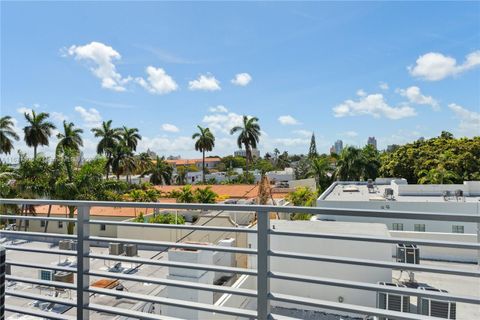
[390,231,478,263]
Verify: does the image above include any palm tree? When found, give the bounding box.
[142,156,173,185]
[111,145,137,181]
[122,126,142,152]
[309,156,331,192]
[23,111,56,159]
[194,186,218,203]
[230,116,261,175]
[0,116,20,155]
[192,126,215,183]
[418,165,459,184]
[56,121,83,155]
[335,146,365,181]
[91,120,121,178]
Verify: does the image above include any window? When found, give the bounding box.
[392,223,404,231]
[40,220,46,228]
[58,221,63,228]
[414,224,426,232]
[452,225,464,233]
[100,224,106,231]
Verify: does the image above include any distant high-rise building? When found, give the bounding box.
[367,136,377,150]
[332,140,343,155]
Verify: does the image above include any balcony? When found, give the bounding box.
[0,198,479,319]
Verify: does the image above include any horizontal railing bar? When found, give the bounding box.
[2,198,477,222]
[5,305,75,320]
[6,275,76,290]
[88,287,258,318]
[7,260,77,273]
[0,214,77,222]
[6,288,77,305]
[87,303,182,320]
[88,270,257,297]
[0,229,77,239]
[270,292,435,320]
[89,236,257,254]
[270,250,480,278]
[4,245,77,256]
[269,229,480,250]
[88,253,257,275]
[270,271,480,305]
[89,219,257,233]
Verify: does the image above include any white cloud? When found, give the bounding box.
[448,103,480,136]
[397,86,439,110]
[408,50,480,81]
[17,107,33,115]
[67,41,131,91]
[231,73,252,86]
[202,111,244,134]
[161,123,180,133]
[379,82,389,90]
[136,66,178,94]
[356,89,367,97]
[333,93,417,120]
[278,115,300,125]
[138,136,193,153]
[188,74,221,91]
[51,112,68,122]
[293,129,312,137]
[343,131,358,137]
[209,105,228,113]
[74,106,102,128]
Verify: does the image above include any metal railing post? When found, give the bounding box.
[257,210,270,319]
[77,205,90,320]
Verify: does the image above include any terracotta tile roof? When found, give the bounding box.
[165,157,221,166]
[32,204,171,218]
[155,184,290,199]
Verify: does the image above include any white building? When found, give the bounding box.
[316,179,480,234]
[266,168,295,183]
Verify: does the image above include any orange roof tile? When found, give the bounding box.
[165,157,221,166]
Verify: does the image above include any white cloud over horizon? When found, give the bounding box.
[67,41,132,91]
[161,123,180,133]
[209,105,228,113]
[333,93,417,120]
[408,50,480,81]
[74,106,102,128]
[231,73,252,86]
[397,86,439,110]
[136,66,178,94]
[278,115,300,125]
[448,103,480,136]
[188,74,221,91]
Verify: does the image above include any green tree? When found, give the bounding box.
[0,116,20,155]
[56,121,83,155]
[309,156,331,192]
[361,144,380,180]
[23,111,56,159]
[230,116,261,176]
[173,185,195,203]
[194,186,218,203]
[308,133,318,159]
[286,187,316,220]
[335,146,365,181]
[142,156,173,185]
[91,120,122,178]
[121,126,142,152]
[192,126,215,183]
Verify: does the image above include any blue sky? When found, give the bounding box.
[1,1,479,159]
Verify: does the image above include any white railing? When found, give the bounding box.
[0,198,479,320]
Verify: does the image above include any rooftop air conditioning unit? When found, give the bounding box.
[109,243,124,256]
[70,240,78,251]
[443,190,453,201]
[418,286,456,319]
[367,179,375,193]
[384,188,394,200]
[125,244,138,257]
[454,189,464,202]
[396,244,420,264]
[1,246,5,320]
[376,282,410,320]
[59,240,72,251]
[38,269,54,282]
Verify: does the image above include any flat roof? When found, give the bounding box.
[322,184,480,203]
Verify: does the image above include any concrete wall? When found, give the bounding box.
[316,200,478,233]
[394,180,480,196]
[288,178,317,191]
[390,231,478,263]
[247,221,392,309]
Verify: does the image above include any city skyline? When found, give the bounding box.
[1,2,479,159]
